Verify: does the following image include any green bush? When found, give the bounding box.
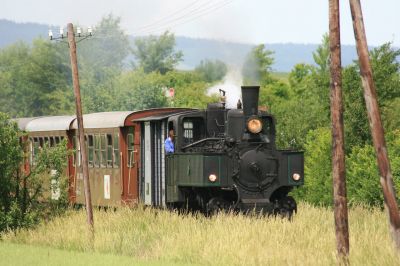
[291,127,333,206]
[292,127,400,207]
[0,113,69,232]
[347,130,400,207]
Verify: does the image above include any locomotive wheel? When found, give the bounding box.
[206,197,231,216]
[276,196,297,220]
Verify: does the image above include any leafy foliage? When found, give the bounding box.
[0,113,69,232]
[195,59,227,83]
[116,69,168,110]
[0,113,23,215]
[0,40,74,117]
[291,128,333,206]
[132,31,183,74]
[343,43,400,148]
[346,130,400,207]
[242,44,274,85]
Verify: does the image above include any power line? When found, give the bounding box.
[136,0,232,34]
[133,0,205,31]
[135,0,235,35]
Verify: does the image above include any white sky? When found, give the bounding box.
[2,0,399,46]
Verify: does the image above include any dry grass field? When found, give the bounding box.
[2,203,400,265]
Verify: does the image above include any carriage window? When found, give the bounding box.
[39,137,44,148]
[32,137,40,165]
[29,138,33,165]
[100,134,107,168]
[107,134,113,168]
[50,137,55,147]
[182,118,204,145]
[73,136,82,167]
[95,135,101,167]
[72,136,77,167]
[44,137,49,147]
[55,136,60,145]
[113,133,120,168]
[88,135,94,167]
[77,136,82,166]
[127,128,134,168]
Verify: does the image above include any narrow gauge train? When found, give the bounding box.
[16,86,304,215]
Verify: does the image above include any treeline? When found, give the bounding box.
[243,35,400,207]
[0,15,227,118]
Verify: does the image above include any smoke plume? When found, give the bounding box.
[207,67,243,108]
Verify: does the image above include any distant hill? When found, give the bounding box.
[174,36,359,71]
[0,19,361,72]
[0,19,48,46]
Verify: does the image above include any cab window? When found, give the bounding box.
[182,118,204,145]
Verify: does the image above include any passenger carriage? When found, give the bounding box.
[15,108,193,207]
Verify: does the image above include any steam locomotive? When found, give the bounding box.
[165,86,303,215]
[16,86,303,216]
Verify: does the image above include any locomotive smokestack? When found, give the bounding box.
[241,86,259,117]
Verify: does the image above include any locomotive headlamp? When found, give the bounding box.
[292,173,301,181]
[209,174,217,183]
[247,118,263,134]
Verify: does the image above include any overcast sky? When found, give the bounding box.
[2,0,399,46]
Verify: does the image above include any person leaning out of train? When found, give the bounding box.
[165,129,175,153]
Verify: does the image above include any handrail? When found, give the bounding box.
[181,137,222,150]
[120,151,123,196]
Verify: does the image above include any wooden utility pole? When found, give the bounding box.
[349,0,400,249]
[329,0,349,258]
[67,23,94,229]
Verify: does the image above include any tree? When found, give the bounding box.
[0,40,74,117]
[195,59,227,83]
[79,14,131,71]
[242,44,274,85]
[291,127,333,206]
[343,43,400,148]
[310,34,331,115]
[288,63,313,95]
[77,15,132,113]
[0,113,23,216]
[266,36,335,149]
[0,113,69,231]
[164,71,219,108]
[132,31,183,74]
[346,130,400,207]
[116,69,168,110]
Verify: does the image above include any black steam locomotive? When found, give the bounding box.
[165,86,304,216]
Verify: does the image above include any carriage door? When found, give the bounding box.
[126,125,140,203]
[144,122,152,205]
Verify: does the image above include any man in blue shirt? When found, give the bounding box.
[165,129,174,154]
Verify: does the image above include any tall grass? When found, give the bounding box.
[3,203,400,265]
